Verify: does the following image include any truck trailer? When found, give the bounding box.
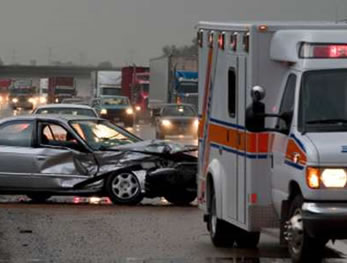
[91,71,122,98]
[149,56,198,111]
[197,21,347,263]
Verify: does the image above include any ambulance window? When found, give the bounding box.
[228,68,236,117]
[277,74,296,133]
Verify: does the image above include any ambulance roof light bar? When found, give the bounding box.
[300,43,347,58]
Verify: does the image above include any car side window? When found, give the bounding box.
[0,121,34,147]
[40,123,79,148]
[277,74,297,134]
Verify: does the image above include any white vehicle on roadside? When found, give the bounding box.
[197,21,347,263]
[33,104,99,118]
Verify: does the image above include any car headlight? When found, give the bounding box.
[40,97,47,104]
[12,98,18,103]
[194,119,199,128]
[28,98,35,103]
[161,119,172,127]
[135,106,141,111]
[55,98,59,103]
[321,169,347,188]
[306,167,347,189]
[126,108,134,115]
[100,109,107,115]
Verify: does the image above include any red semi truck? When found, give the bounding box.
[121,66,149,119]
[48,77,76,103]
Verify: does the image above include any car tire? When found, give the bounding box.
[106,171,143,205]
[208,189,235,247]
[235,231,260,248]
[287,195,325,263]
[164,190,196,206]
[27,193,52,203]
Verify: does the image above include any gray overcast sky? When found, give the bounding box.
[1,0,346,66]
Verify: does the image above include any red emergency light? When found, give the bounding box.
[197,30,203,48]
[300,43,347,58]
[218,32,225,50]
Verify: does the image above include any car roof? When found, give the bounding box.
[34,103,94,110]
[0,114,101,124]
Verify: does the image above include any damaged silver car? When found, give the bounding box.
[0,115,197,205]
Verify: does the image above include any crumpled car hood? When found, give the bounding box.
[112,140,197,155]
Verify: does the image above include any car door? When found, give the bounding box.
[0,120,39,188]
[32,121,97,189]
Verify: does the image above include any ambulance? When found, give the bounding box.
[197,21,347,262]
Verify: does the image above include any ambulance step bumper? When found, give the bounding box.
[302,202,347,239]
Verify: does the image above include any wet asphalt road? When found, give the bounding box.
[0,104,347,262]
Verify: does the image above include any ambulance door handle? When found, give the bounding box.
[270,154,274,168]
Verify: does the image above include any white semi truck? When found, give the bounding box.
[91,71,122,98]
[197,21,347,263]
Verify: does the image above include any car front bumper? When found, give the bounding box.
[303,202,347,239]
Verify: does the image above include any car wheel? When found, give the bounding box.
[286,195,325,263]
[27,193,51,203]
[164,190,196,206]
[106,172,143,205]
[208,189,235,247]
[235,231,260,248]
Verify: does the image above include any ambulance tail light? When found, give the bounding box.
[208,31,214,48]
[197,30,203,48]
[231,32,238,51]
[300,43,347,58]
[306,167,320,189]
[218,32,225,50]
[243,32,250,52]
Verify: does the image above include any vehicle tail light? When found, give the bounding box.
[197,30,203,48]
[208,31,214,48]
[218,32,225,50]
[231,32,238,51]
[243,32,250,52]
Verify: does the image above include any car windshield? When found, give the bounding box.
[102,97,129,106]
[299,69,347,132]
[70,120,140,150]
[36,107,97,117]
[101,87,122,96]
[162,105,196,117]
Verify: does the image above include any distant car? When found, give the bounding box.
[33,104,99,117]
[155,104,199,139]
[61,97,88,105]
[0,115,197,205]
[91,96,135,127]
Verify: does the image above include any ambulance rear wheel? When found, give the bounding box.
[287,195,325,263]
[208,191,235,247]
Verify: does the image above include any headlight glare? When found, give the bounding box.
[126,108,134,115]
[40,97,47,104]
[100,109,107,115]
[161,119,172,127]
[321,169,347,188]
[12,98,18,103]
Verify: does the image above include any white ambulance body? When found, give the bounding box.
[197,21,347,262]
